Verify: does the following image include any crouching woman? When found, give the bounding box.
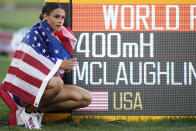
[2,3,91,129]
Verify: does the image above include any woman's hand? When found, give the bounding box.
[60,58,78,72]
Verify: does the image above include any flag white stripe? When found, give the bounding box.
[5,74,39,96]
[70,40,76,50]
[62,27,77,49]
[18,43,55,70]
[62,27,77,41]
[34,59,62,107]
[11,58,46,81]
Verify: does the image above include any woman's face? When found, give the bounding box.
[44,8,65,32]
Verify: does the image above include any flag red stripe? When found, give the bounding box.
[3,82,35,105]
[56,33,73,55]
[65,27,75,37]
[8,66,42,88]
[14,51,50,75]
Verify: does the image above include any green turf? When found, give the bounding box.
[0,0,43,5]
[0,0,44,30]
[0,55,11,83]
[1,117,196,131]
[0,8,41,30]
[1,55,196,130]
[0,55,11,126]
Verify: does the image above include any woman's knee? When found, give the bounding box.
[79,91,92,107]
[42,77,63,100]
[85,92,92,105]
[47,77,64,92]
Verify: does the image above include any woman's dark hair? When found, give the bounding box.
[39,3,64,21]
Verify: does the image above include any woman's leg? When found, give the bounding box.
[20,77,92,113]
[39,84,92,113]
[20,77,62,113]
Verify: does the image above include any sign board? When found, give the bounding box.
[46,0,196,119]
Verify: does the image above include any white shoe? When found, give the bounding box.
[16,106,25,125]
[36,112,44,127]
[20,110,41,130]
[15,106,44,127]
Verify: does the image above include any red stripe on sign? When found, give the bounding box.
[85,106,108,108]
[92,94,109,96]
[92,100,108,102]
[75,109,108,111]
[14,51,50,75]
[3,82,35,105]
[92,97,108,99]
[91,91,108,93]
[8,66,42,88]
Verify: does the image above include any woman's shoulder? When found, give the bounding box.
[26,22,44,40]
[21,22,44,45]
[29,23,41,33]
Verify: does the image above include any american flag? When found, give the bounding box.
[1,20,77,107]
[75,91,109,111]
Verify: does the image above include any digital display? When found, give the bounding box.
[69,1,196,116]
